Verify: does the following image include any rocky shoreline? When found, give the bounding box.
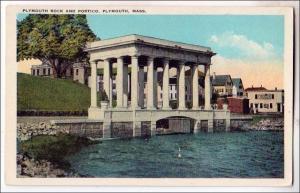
[17,153,83,178]
[17,122,69,141]
[240,118,284,131]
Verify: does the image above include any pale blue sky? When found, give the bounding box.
[17,14,284,60]
[86,15,284,60]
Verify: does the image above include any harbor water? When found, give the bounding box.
[66,131,284,178]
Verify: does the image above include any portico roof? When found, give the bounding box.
[85,34,215,56]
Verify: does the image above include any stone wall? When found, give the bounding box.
[57,122,103,138]
[213,119,226,132]
[111,122,133,138]
[141,122,151,137]
[199,120,208,132]
[17,121,103,141]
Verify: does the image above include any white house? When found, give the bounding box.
[245,86,284,114]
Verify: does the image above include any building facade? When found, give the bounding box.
[232,78,244,96]
[31,63,73,78]
[73,62,89,84]
[211,73,233,97]
[245,86,284,114]
[31,64,53,77]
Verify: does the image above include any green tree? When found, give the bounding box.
[17,14,98,78]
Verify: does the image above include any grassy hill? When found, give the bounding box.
[17,73,90,111]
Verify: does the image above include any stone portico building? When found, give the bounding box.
[85,34,231,138]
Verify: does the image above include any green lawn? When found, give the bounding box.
[17,73,91,111]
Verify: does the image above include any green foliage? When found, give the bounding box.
[19,134,97,167]
[112,100,117,108]
[17,73,90,111]
[17,14,98,77]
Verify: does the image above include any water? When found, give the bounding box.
[66,131,284,178]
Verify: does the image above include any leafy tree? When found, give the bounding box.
[17,14,98,78]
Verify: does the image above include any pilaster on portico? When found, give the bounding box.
[178,61,186,110]
[162,58,171,110]
[116,56,124,108]
[147,56,156,110]
[205,64,212,110]
[103,58,112,107]
[131,55,140,109]
[90,60,98,108]
[192,63,199,110]
[123,64,128,108]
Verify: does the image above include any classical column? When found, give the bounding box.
[176,66,180,108]
[147,56,155,109]
[162,58,170,109]
[123,64,128,108]
[153,67,158,108]
[192,64,199,109]
[90,60,98,108]
[131,55,140,109]
[109,64,113,108]
[103,59,111,107]
[138,67,144,108]
[205,64,212,110]
[116,57,124,108]
[178,61,186,109]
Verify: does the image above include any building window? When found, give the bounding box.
[250,103,253,108]
[43,69,46,75]
[32,69,35,76]
[37,69,39,76]
[76,69,79,75]
[160,93,163,99]
[270,103,273,108]
[272,94,274,99]
[48,68,51,75]
[255,94,257,99]
[255,104,258,108]
[260,103,263,108]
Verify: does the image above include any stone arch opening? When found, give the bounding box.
[156,116,196,135]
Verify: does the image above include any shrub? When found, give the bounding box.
[19,134,98,168]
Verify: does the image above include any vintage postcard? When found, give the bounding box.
[3,2,296,188]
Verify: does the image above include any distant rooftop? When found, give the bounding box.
[211,75,232,86]
[245,86,267,92]
[245,86,284,92]
[86,34,213,54]
[232,78,243,87]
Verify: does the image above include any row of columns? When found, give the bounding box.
[90,56,212,110]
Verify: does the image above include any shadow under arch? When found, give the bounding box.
[156,116,197,135]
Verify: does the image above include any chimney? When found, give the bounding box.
[213,72,216,80]
[260,85,262,88]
